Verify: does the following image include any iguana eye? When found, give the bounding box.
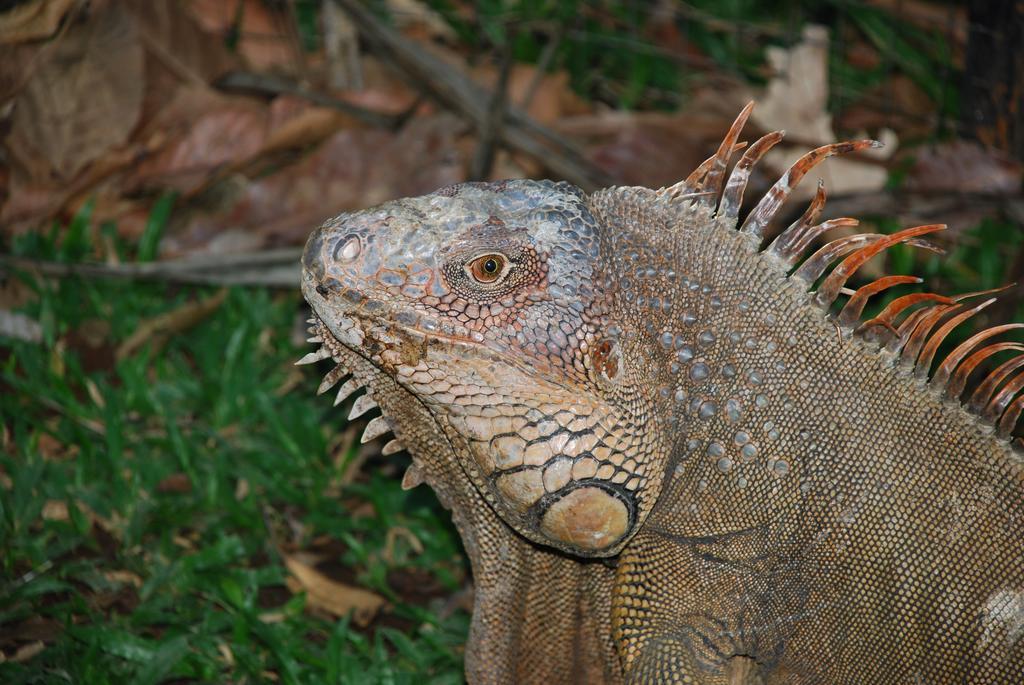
[466,254,508,284]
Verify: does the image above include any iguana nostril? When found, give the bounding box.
[315,284,329,297]
[334,235,361,262]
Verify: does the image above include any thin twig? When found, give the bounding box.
[469,44,515,181]
[520,25,564,112]
[216,71,404,130]
[0,249,302,288]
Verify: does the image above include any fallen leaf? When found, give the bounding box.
[10,640,45,663]
[473,63,580,126]
[131,0,237,87]
[262,95,353,156]
[0,0,76,44]
[330,56,421,116]
[0,310,42,343]
[258,611,286,624]
[217,641,235,667]
[37,432,78,461]
[155,472,192,494]
[754,24,834,146]
[41,500,69,521]
[186,0,299,72]
[903,141,1023,196]
[7,5,144,181]
[283,553,385,626]
[116,288,228,360]
[165,113,464,254]
[584,114,708,188]
[103,569,143,588]
[388,0,456,42]
[131,87,269,195]
[751,24,892,202]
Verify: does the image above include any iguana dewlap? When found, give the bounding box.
[299,103,1024,684]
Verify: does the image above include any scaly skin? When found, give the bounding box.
[300,108,1024,683]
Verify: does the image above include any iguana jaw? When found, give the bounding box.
[300,282,641,558]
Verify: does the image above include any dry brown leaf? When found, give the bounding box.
[131,87,269,195]
[116,288,228,360]
[330,56,421,116]
[755,24,834,147]
[37,432,79,461]
[904,141,1023,196]
[9,640,45,663]
[284,553,385,626]
[165,113,464,255]
[7,6,143,181]
[584,115,707,189]
[217,641,235,667]
[0,0,76,44]
[263,96,350,150]
[388,0,456,41]
[41,500,69,521]
[473,64,583,126]
[155,472,192,494]
[258,610,286,624]
[103,569,143,587]
[132,0,237,86]
[186,0,299,72]
[751,24,892,201]
[172,534,196,551]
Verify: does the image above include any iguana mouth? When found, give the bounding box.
[298,314,442,490]
[297,316,396,444]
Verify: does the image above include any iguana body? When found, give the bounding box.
[300,105,1024,683]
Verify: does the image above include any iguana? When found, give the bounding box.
[299,103,1024,684]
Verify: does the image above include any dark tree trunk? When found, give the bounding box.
[960,0,1024,161]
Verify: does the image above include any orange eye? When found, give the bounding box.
[467,254,507,284]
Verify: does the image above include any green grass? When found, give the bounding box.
[0,228,469,683]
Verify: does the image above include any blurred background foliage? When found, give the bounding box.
[1,0,1022,682]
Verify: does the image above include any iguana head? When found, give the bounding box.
[301,180,672,557]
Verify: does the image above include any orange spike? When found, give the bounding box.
[935,325,1024,391]
[946,343,1024,400]
[952,284,1015,302]
[914,298,995,378]
[792,233,881,284]
[780,218,861,270]
[875,305,934,355]
[883,304,952,356]
[902,304,960,363]
[984,368,1024,423]
[673,142,748,197]
[869,293,955,329]
[702,101,755,206]
[837,276,922,330]
[768,180,826,261]
[815,225,946,308]
[997,394,1024,438]
[718,131,785,218]
[740,139,882,242]
[971,356,1024,415]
